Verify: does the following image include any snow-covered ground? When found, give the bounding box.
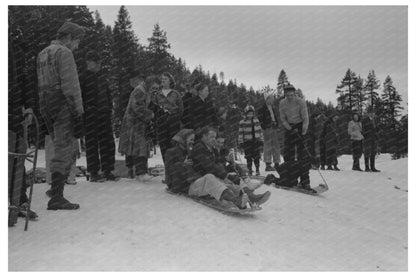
[9,149,407,271]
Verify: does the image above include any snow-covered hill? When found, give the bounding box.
[9,150,407,271]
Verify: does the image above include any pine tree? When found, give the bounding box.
[219,72,225,84]
[381,75,403,122]
[146,23,172,75]
[112,5,141,131]
[364,70,381,110]
[353,75,366,114]
[277,69,289,97]
[335,68,359,112]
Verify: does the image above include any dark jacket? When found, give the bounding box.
[80,69,112,128]
[257,104,279,130]
[9,31,34,134]
[181,92,194,129]
[191,141,228,179]
[191,96,219,130]
[165,145,200,193]
[321,117,339,164]
[362,116,379,145]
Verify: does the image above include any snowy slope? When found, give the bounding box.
[9,150,407,271]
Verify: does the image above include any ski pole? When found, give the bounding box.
[296,132,329,187]
[24,110,39,231]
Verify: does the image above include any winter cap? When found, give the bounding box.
[57,21,85,39]
[283,84,296,94]
[172,129,195,146]
[85,50,100,62]
[244,105,255,114]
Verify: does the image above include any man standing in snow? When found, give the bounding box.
[362,107,380,172]
[279,84,311,190]
[37,22,85,210]
[80,50,119,182]
[258,92,281,171]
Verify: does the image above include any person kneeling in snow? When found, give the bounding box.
[190,127,271,208]
[263,160,314,191]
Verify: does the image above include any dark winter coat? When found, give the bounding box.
[118,84,153,157]
[165,145,201,193]
[9,31,34,134]
[181,92,195,129]
[257,104,279,130]
[224,106,241,149]
[154,89,183,124]
[191,96,219,131]
[321,117,339,165]
[362,116,379,148]
[80,69,112,130]
[191,141,228,179]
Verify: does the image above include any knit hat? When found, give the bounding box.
[85,50,100,62]
[283,84,296,94]
[172,129,195,146]
[57,21,85,39]
[244,105,255,114]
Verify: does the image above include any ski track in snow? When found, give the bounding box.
[9,150,407,271]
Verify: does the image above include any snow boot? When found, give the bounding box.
[48,197,80,210]
[370,156,380,172]
[104,171,120,181]
[47,172,80,210]
[18,202,38,220]
[327,165,333,170]
[364,157,371,172]
[265,163,274,171]
[128,167,134,179]
[299,175,313,191]
[333,165,340,171]
[264,174,277,185]
[320,165,326,170]
[243,187,271,206]
[90,172,105,182]
[352,158,362,171]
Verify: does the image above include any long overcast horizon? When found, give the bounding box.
[88,5,408,109]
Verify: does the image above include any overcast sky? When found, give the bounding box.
[88,5,408,107]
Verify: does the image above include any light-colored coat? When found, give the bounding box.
[118,84,154,157]
[348,120,364,141]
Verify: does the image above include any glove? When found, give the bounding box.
[73,116,85,139]
[226,173,241,185]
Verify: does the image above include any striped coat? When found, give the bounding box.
[238,117,264,144]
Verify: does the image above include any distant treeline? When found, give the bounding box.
[8,5,407,159]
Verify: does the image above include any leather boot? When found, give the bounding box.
[47,172,80,210]
[364,156,371,172]
[370,155,380,172]
[243,187,271,206]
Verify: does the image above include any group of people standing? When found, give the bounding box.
[308,107,381,172]
[13,21,381,213]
